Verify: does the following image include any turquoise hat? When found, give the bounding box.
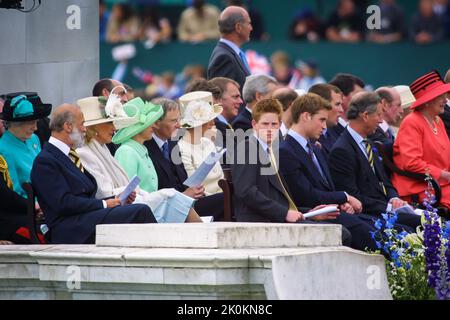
[112,97,163,144]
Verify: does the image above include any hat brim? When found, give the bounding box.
[84,116,129,127]
[181,104,223,128]
[111,110,163,145]
[0,103,52,121]
[410,83,450,109]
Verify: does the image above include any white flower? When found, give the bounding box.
[105,94,128,118]
[184,101,212,124]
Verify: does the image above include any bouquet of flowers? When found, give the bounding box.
[370,192,450,300]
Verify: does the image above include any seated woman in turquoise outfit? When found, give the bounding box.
[0,93,51,198]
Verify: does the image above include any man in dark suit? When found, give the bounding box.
[230,98,352,245]
[148,98,224,220]
[207,6,252,93]
[272,87,298,140]
[232,74,278,132]
[368,87,403,144]
[328,92,421,231]
[309,84,344,155]
[31,104,156,244]
[279,93,382,251]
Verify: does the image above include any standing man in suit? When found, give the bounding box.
[441,68,450,138]
[328,92,421,231]
[31,104,156,244]
[309,84,344,155]
[146,98,224,220]
[279,93,380,251]
[272,87,298,140]
[368,87,403,144]
[207,6,252,93]
[232,74,278,132]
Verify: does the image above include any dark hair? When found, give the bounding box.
[291,93,331,124]
[272,89,298,112]
[92,79,114,96]
[185,78,222,101]
[329,73,365,97]
[208,77,240,99]
[309,83,342,102]
[347,92,381,120]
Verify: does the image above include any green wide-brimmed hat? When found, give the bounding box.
[112,97,163,145]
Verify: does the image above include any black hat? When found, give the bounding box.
[0,92,52,122]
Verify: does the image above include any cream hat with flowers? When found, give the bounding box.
[179,91,223,128]
[77,96,129,127]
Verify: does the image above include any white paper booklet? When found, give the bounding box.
[119,175,141,205]
[303,205,339,219]
[183,148,227,187]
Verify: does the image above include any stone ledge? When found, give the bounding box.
[96,222,342,249]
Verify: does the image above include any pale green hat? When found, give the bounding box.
[112,97,163,145]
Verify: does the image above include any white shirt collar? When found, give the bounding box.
[245,106,252,114]
[219,38,241,56]
[347,125,366,147]
[152,134,166,150]
[253,133,269,153]
[280,122,288,137]
[338,117,348,128]
[216,114,230,126]
[379,120,390,133]
[287,129,309,151]
[49,136,71,156]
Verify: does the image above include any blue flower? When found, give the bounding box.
[375,219,383,230]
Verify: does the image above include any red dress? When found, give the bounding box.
[392,111,450,208]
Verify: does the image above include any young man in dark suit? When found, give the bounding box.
[207,6,252,93]
[31,104,155,244]
[230,98,352,245]
[146,98,224,220]
[328,92,421,231]
[279,93,380,251]
[308,84,344,155]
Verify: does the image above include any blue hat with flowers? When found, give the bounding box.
[0,92,52,122]
[111,97,163,145]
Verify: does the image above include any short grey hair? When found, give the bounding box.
[151,98,180,120]
[347,92,381,120]
[375,87,393,103]
[49,110,74,132]
[243,74,278,104]
[218,11,245,34]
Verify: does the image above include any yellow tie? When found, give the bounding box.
[69,149,85,173]
[268,148,297,211]
[0,155,13,190]
[364,140,387,196]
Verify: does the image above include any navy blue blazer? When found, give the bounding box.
[328,129,398,216]
[145,138,188,192]
[279,134,347,208]
[232,108,252,132]
[207,41,250,93]
[31,143,107,243]
[318,127,340,156]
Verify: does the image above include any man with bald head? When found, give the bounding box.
[31,104,156,244]
[368,87,403,144]
[207,5,253,92]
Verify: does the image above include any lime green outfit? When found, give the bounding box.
[114,139,158,193]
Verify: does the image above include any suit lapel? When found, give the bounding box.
[344,131,385,196]
[218,42,250,76]
[147,139,173,180]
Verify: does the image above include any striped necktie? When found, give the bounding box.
[69,149,85,173]
[363,140,386,196]
[268,148,298,211]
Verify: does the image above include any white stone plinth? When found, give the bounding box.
[95,222,342,248]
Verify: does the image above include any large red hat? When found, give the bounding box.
[409,70,450,110]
